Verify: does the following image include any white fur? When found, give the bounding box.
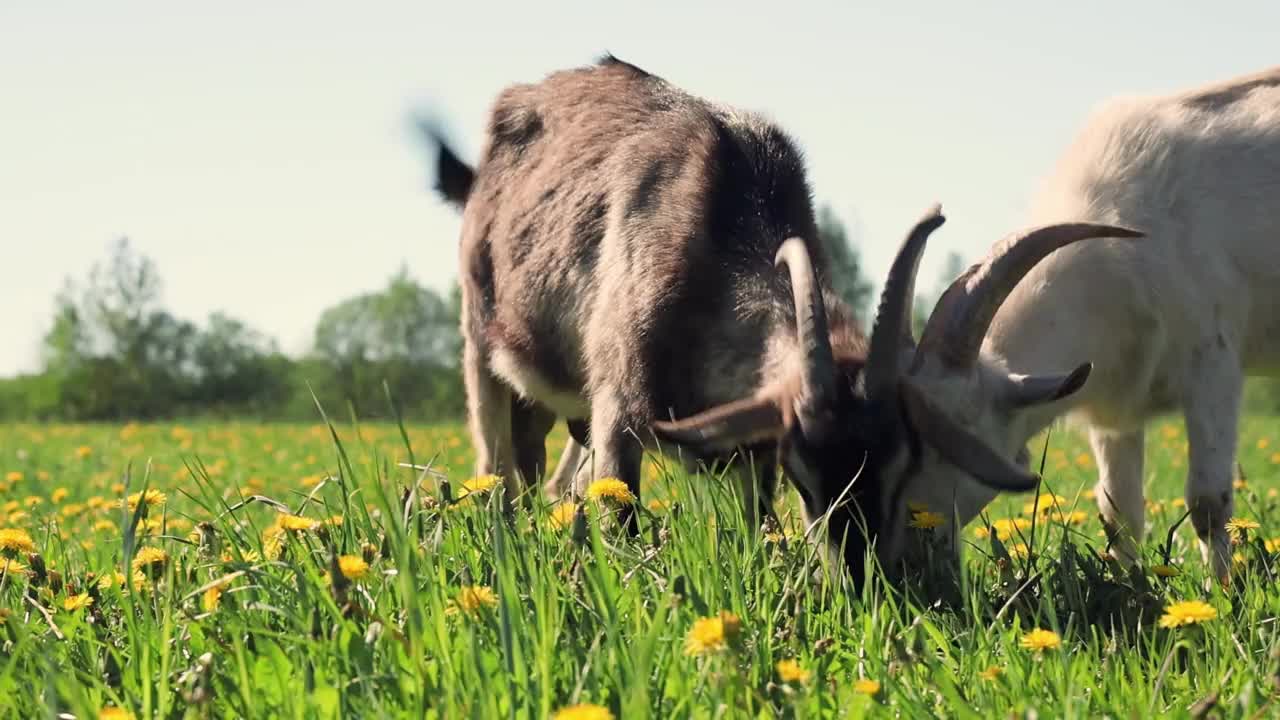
[904,67,1280,581]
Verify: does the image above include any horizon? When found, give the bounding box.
[3,1,1276,375]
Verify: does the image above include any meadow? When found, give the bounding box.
[2,415,1280,718]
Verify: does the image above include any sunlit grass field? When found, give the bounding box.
[3,416,1280,717]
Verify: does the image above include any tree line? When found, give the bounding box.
[0,210,970,423]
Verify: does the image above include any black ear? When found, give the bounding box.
[1007,362,1092,408]
[651,396,787,455]
[900,379,1039,492]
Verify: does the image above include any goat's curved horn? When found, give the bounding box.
[916,223,1143,369]
[864,204,945,398]
[775,237,836,414]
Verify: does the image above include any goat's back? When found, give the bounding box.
[457,57,843,421]
[990,68,1280,426]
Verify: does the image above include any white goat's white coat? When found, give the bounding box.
[905,66,1280,581]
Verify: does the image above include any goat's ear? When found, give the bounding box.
[899,379,1040,492]
[1007,362,1092,408]
[650,396,788,454]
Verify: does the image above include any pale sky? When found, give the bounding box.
[2,1,1275,376]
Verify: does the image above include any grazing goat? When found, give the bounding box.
[875,65,1280,582]
[427,55,1130,585]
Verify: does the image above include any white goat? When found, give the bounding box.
[897,65,1280,582]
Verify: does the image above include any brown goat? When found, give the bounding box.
[427,55,1132,585]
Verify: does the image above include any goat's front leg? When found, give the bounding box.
[545,427,587,501]
[1183,343,1242,585]
[463,340,515,494]
[1090,427,1146,565]
[511,399,557,507]
[579,390,644,534]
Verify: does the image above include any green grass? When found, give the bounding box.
[2,416,1280,718]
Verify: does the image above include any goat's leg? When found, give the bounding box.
[1089,427,1146,565]
[511,399,557,508]
[463,340,515,491]
[544,420,589,500]
[579,391,644,534]
[1183,349,1241,584]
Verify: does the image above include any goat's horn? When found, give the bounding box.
[775,237,836,414]
[864,204,945,398]
[916,222,1143,369]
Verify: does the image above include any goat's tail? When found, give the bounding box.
[420,119,474,210]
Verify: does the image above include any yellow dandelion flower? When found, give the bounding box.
[338,555,370,581]
[4,471,20,483]
[86,496,105,510]
[683,611,741,656]
[1046,510,1089,526]
[1160,424,1179,439]
[1074,452,1094,469]
[1259,437,1272,450]
[324,515,344,527]
[1227,517,1260,538]
[978,665,1002,681]
[98,571,127,591]
[202,585,223,612]
[7,511,29,525]
[2,500,17,513]
[1009,542,1031,559]
[1159,600,1217,628]
[262,534,284,561]
[552,704,613,720]
[775,659,810,684]
[1233,478,1248,490]
[1233,551,1247,566]
[1019,628,1061,651]
[75,445,92,459]
[0,558,29,576]
[853,678,881,696]
[125,489,166,512]
[977,517,1033,541]
[457,474,501,498]
[23,496,43,509]
[93,519,116,533]
[1172,498,1186,508]
[50,488,69,504]
[549,502,579,530]
[99,707,134,720]
[908,510,946,530]
[450,585,498,615]
[1082,488,1097,500]
[1151,564,1181,578]
[0,528,35,555]
[131,546,168,574]
[63,592,93,612]
[586,478,635,505]
[646,499,670,512]
[1022,493,1067,515]
[1264,538,1280,554]
[60,503,86,518]
[277,514,319,532]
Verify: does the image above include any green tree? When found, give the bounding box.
[311,267,462,420]
[816,205,874,321]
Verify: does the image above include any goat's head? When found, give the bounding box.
[652,204,1142,587]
